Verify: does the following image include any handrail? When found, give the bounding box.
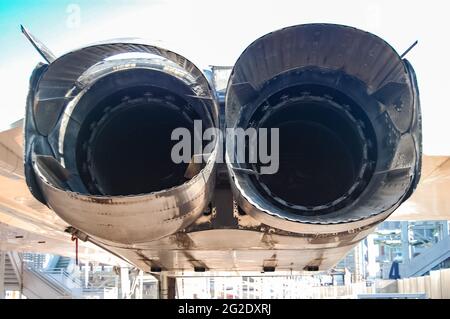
[26,267,72,296]
[6,252,23,287]
[30,266,116,290]
[27,267,117,298]
[400,236,450,277]
[19,254,121,298]
[38,268,85,288]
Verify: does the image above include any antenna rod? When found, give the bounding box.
[21,24,56,63]
[400,40,418,59]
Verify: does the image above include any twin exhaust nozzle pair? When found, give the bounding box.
[24,24,421,245]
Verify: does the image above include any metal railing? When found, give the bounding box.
[9,253,122,298]
[400,236,450,277]
[40,268,84,288]
[26,267,119,298]
[25,267,72,297]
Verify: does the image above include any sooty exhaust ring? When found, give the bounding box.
[80,90,200,196]
[244,84,377,215]
[69,68,212,197]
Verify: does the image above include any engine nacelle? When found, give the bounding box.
[226,24,421,234]
[24,41,219,244]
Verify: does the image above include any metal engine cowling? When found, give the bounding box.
[24,40,219,244]
[226,24,421,234]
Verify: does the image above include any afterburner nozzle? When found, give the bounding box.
[24,39,219,243]
[226,24,421,233]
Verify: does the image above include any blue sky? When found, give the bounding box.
[0,1,449,154]
[0,1,142,60]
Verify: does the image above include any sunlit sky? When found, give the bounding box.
[0,0,449,154]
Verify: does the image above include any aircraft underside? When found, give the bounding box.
[1,23,426,274]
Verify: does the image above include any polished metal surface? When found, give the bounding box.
[35,153,216,244]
